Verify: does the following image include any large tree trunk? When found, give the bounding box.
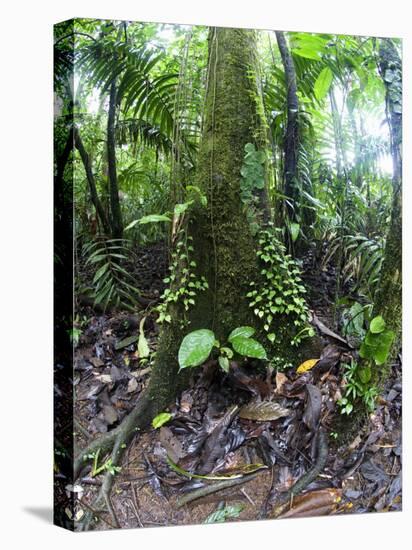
[190,27,271,334]
[373,38,402,382]
[145,26,275,410]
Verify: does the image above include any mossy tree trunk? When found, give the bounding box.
[373,38,402,383]
[146,26,275,413]
[190,27,271,334]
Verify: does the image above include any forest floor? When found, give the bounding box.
[69,243,402,530]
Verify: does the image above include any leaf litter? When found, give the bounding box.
[70,244,402,529]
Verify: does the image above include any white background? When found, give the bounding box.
[0,0,410,548]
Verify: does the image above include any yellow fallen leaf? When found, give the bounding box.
[296,358,319,374]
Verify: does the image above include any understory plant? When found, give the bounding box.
[156,233,208,325]
[82,238,140,311]
[247,227,314,347]
[338,315,394,414]
[338,359,378,415]
[177,326,267,372]
[125,192,209,326]
[83,448,122,477]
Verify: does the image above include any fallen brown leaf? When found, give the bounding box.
[277,488,343,518]
[239,400,290,421]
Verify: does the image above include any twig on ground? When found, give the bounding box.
[176,473,260,508]
[241,488,255,506]
[130,485,144,528]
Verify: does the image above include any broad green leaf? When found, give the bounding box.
[174,201,193,216]
[124,219,139,231]
[93,263,109,283]
[293,47,323,60]
[369,315,386,334]
[228,326,255,342]
[178,329,216,369]
[290,222,300,243]
[240,165,254,178]
[152,412,172,429]
[254,176,265,189]
[218,356,230,372]
[314,67,333,101]
[137,214,171,224]
[231,336,267,359]
[255,150,266,164]
[244,143,255,154]
[292,33,329,58]
[343,301,365,338]
[137,317,150,359]
[360,329,395,365]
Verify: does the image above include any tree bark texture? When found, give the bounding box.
[107,80,123,238]
[275,31,299,220]
[74,127,111,235]
[146,27,280,414]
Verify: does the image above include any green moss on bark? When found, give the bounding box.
[190,27,271,339]
[147,27,301,414]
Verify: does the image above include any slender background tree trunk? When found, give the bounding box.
[276,31,299,222]
[74,128,111,234]
[107,81,123,238]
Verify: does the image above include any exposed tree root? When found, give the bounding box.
[176,472,261,508]
[74,302,192,530]
[76,391,155,530]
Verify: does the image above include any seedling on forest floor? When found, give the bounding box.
[68,327,82,347]
[338,315,393,415]
[178,326,267,372]
[337,359,378,415]
[83,449,122,477]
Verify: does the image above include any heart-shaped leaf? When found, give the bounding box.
[369,315,386,334]
[178,329,216,369]
[231,336,267,359]
[152,412,172,429]
[228,326,255,342]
